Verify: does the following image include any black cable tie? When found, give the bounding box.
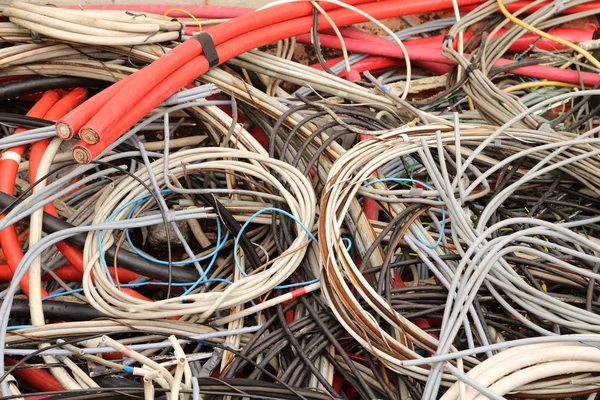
[30,31,42,44]
[172,18,184,41]
[465,63,476,76]
[443,35,455,43]
[194,32,219,68]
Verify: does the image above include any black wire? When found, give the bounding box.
[0,77,110,101]
[300,296,379,399]
[0,387,323,400]
[568,100,600,131]
[550,80,600,128]
[311,4,337,76]
[3,299,106,321]
[198,193,262,269]
[488,56,552,76]
[0,113,54,129]
[275,305,341,398]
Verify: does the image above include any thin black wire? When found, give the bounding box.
[311,3,336,76]
[275,305,341,398]
[0,387,319,400]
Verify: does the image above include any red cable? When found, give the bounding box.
[4,357,63,392]
[0,91,60,297]
[336,50,600,86]
[75,0,375,144]
[295,28,594,57]
[314,56,451,78]
[56,78,130,140]
[43,265,139,283]
[311,56,403,76]
[407,48,600,86]
[494,58,600,85]
[72,0,486,161]
[414,61,453,75]
[459,0,600,13]
[0,264,138,283]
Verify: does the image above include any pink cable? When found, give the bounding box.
[459,0,600,14]
[296,28,595,59]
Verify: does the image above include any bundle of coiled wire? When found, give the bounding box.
[3,2,183,45]
[0,0,600,398]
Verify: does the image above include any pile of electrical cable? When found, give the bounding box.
[0,0,600,399]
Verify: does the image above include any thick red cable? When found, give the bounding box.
[75,0,375,144]
[0,264,138,282]
[0,91,61,296]
[56,78,129,140]
[72,0,486,161]
[4,357,63,392]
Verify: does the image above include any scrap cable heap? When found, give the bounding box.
[0,0,599,398]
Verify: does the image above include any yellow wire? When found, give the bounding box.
[559,53,584,69]
[503,81,582,93]
[163,8,202,33]
[497,0,600,70]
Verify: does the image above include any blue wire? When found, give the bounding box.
[233,207,319,290]
[342,237,352,251]
[581,341,600,351]
[181,217,227,296]
[7,325,32,331]
[41,278,233,301]
[98,190,173,286]
[123,197,227,266]
[98,190,228,292]
[101,201,320,294]
[273,278,320,289]
[363,178,446,248]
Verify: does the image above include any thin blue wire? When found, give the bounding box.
[7,325,32,331]
[363,178,446,248]
[181,216,227,296]
[98,190,227,292]
[123,196,226,266]
[342,237,352,251]
[233,207,319,290]
[98,190,174,286]
[273,278,320,290]
[41,278,235,301]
